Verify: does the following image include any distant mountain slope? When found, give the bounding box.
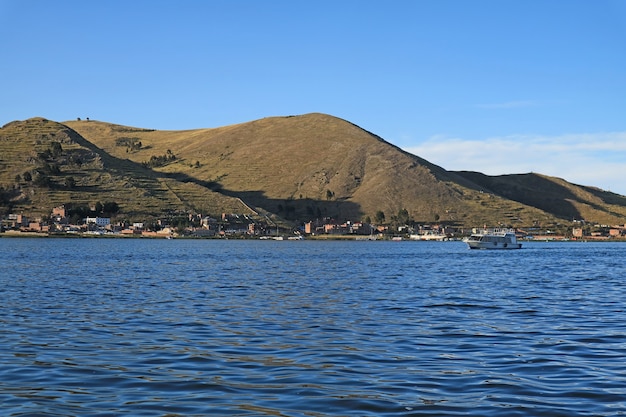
[454,171,626,225]
[2,114,625,227]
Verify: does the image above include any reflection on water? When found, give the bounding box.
[1,238,626,416]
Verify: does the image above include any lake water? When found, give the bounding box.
[1,238,626,416]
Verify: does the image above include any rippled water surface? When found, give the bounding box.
[2,238,626,416]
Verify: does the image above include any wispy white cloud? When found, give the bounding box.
[404,132,626,196]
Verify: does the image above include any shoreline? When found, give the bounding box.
[2,231,626,242]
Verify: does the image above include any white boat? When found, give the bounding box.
[464,228,522,250]
[409,232,448,241]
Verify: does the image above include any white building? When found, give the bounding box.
[85,217,111,226]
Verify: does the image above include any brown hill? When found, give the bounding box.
[2,113,625,228]
[454,171,626,225]
[63,113,572,226]
[0,117,252,221]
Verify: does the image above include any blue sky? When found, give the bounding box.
[2,1,626,195]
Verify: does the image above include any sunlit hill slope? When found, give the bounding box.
[1,113,625,227]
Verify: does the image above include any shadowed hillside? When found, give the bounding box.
[454,171,626,225]
[2,114,625,227]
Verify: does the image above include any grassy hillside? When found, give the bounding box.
[65,113,565,227]
[2,113,625,228]
[0,118,253,221]
[69,114,477,222]
[454,171,626,226]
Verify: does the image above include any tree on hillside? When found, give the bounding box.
[394,208,410,226]
[374,210,385,224]
[68,153,83,166]
[103,201,120,214]
[115,137,142,152]
[143,151,177,168]
[41,163,61,175]
[50,141,63,158]
[65,177,76,189]
[37,149,52,161]
[33,172,51,187]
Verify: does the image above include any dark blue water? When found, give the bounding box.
[1,238,626,416]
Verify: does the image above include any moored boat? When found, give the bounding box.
[464,228,522,250]
[409,232,448,241]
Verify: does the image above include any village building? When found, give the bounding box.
[85,217,111,227]
[52,205,66,218]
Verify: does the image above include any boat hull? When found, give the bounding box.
[464,229,522,250]
[466,241,522,250]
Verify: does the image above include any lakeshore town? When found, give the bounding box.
[2,204,626,241]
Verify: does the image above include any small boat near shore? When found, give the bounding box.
[464,228,522,250]
[409,232,448,241]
